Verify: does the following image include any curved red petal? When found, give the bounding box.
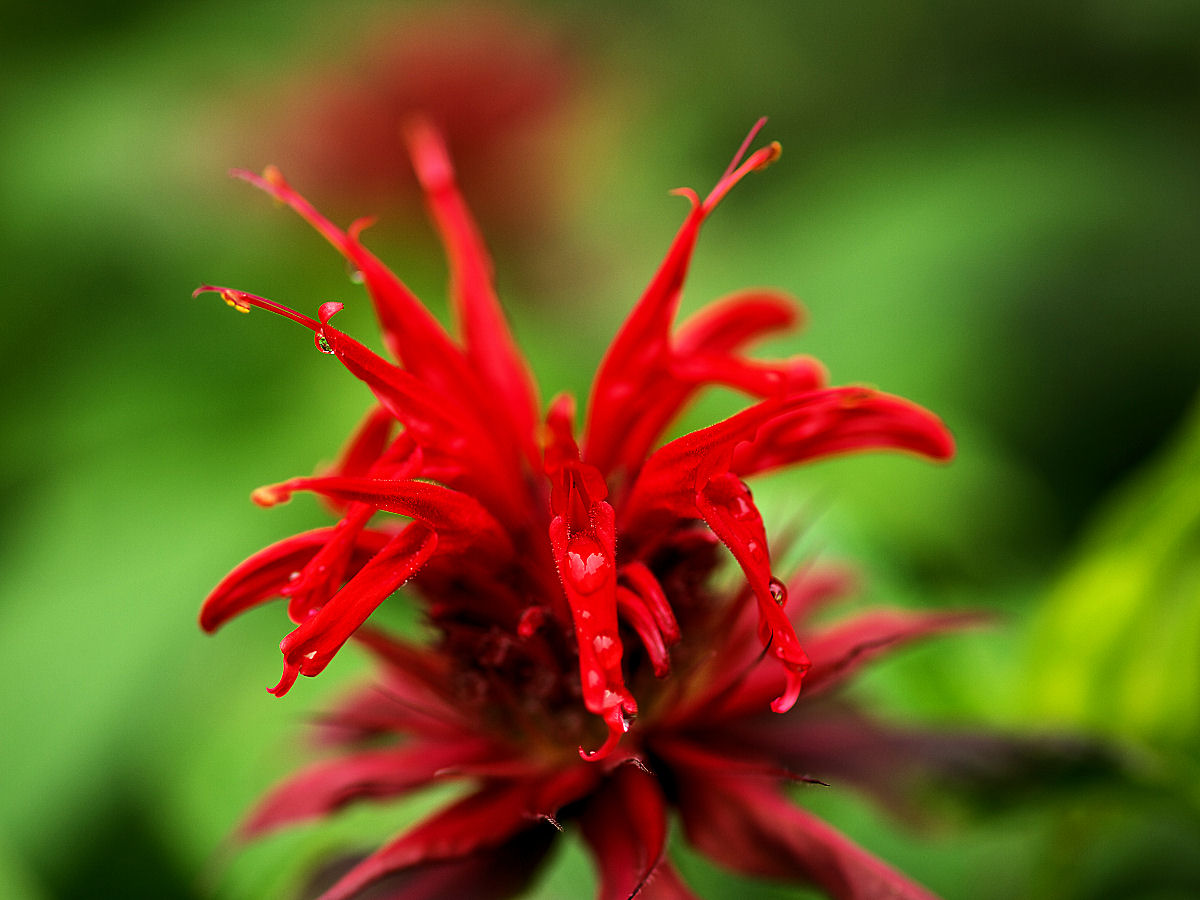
[584,125,781,475]
[230,167,469,381]
[579,763,669,900]
[732,389,955,477]
[310,827,556,900]
[323,405,396,481]
[406,119,541,469]
[271,526,438,695]
[616,586,671,677]
[239,738,501,838]
[618,562,680,645]
[637,863,701,900]
[253,475,511,555]
[320,767,600,900]
[714,610,986,722]
[199,527,390,633]
[674,772,939,900]
[674,288,801,355]
[548,504,638,760]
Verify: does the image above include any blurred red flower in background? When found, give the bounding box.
[197,121,971,898]
[235,3,576,234]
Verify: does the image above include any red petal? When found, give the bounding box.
[199,527,390,632]
[579,763,669,900]
[253,475,511,555]
[712,609,983,720]
[596,288,816,483]
[324,405,396,480]
[732,389,955,477]
[321,767,600,900]
[618,562,680,645]
[315,680,469,746]
[674,772,939,900]
[670,353,824,398]
[282,504,376,625]
[610,354,822,483]
[696,472,810,712]
[549,503,638,760]
[674,288,800,355]
[310,828,555,900]
[628,403,814,708]
[406,120,540,469]
[229,167,471,386]
[271,525,438,695]
[637,863,700,900]
[239,738,501,838]
[616,586,671,677]
[584,123,782,474]
[803,609,987,696]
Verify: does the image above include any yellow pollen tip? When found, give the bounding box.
[221,290,252,313]
[755,141,783,171]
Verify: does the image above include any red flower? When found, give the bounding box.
[198,120,960,899]
[233,3,575,236]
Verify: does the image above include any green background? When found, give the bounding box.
[1,0,1198,897]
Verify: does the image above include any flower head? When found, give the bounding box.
[199,120,959,898]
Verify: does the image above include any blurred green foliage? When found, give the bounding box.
[1,0,1197,897]
[1028,394,1200,767]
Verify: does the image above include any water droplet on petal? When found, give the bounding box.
[564,534,610,594]
[345,259,365,284]
[592,631,621,668]
[769,577,788,607]
[315,332,334,355]
[730,494,755,520]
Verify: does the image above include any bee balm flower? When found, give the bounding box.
[198,120,958,899]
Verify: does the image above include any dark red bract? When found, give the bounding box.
[199,120,961,899]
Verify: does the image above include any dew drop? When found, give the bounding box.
[768,577,788,607]
[592,632,621,668]
[730,493,755,520]
[316,332,334,355]
[345,259,365,284]
[287,570,301,582]
[564,534,610,595]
